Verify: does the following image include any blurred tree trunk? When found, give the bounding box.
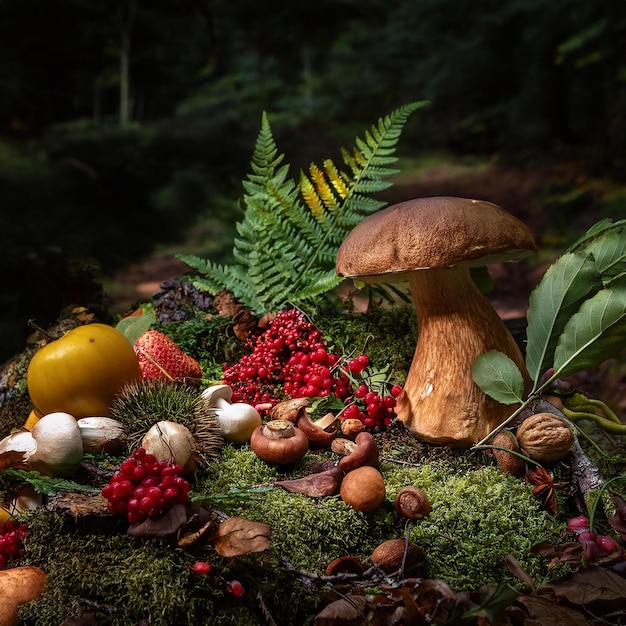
[119,0,136,126]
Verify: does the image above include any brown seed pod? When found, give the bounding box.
[394,486,431,520]
[296,411,337,449]
[274,465,344,497]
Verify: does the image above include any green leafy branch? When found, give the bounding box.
[1,468,100,495]
[178,102,428,315]
[472,218,626,447]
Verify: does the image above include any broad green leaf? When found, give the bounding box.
[568,218,626,252]
[525,251,602,386]
[553,276,626,378]
[584,226,626,284]
[472,350,525,405]
[115,312,155,345]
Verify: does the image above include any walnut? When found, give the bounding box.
[515,413,574,463]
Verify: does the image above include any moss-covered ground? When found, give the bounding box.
[0,301,623,624]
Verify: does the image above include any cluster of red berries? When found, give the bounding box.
[223,309,325,407]
[567,515,621,562]
[0,521,28,570]
[102,448,190,525]
[222,309,402,431]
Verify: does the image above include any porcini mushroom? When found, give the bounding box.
[336,196,536,446]
[201,384,262,444]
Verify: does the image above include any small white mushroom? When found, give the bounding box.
[200,384,261,444]
[28,412,84,477]
[77,417,127,454]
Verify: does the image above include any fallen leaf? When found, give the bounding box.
[275,466,343,497]
[127,504,187,538]
[515,596,589,625]
[0,450,28,472]
[313,595,368,625]
[539,565,626,605]
[504,554,535,591]
[177,516,218,548]
[208,516,271,557]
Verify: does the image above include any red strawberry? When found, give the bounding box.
[134,330,203,385]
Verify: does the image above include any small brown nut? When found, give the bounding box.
[490,430,525,477]
[394,486,431,520]
[340,466,386,512]
[516,413,574,463]
[341,419,365,438]
[370,539,425,574]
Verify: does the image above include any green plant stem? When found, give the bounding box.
[471,444,538,467]
[472,372,559,448]
[561,407,626,434]
[562,395,622,424]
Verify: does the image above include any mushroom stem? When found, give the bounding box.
[396,265,529,446]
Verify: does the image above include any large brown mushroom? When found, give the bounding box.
[336,196,536,446]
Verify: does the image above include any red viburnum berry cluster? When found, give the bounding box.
[0,521,28,570]
[222,309,402,431]
[102,448,190,525]
[223,309,325,407]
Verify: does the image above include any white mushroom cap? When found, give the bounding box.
[201,384,234,405]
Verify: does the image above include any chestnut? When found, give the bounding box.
[249,420,309,465]
[340,465,386,512]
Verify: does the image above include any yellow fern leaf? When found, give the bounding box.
[310,163,338,208]
[323,159,350,199]
[300,171,326,221]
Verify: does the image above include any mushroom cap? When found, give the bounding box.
[201,384,233,405]
[336,196,536,283]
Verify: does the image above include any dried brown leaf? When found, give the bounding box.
[539,565,626,605]
[275,466,343,497]
[515,596,589,625]
[313,595,368,626]
[0,450,28,472]
[127,504,187,538]
[209,516,271,558]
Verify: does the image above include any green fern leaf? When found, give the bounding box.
[178,102,428,314]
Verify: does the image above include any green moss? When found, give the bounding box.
[384,463,566,590]
[198,444,566,591]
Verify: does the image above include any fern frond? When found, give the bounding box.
[178,101,429,315]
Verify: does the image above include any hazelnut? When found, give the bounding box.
[490,430,525,477]
[341,419,365,438]
[370,539,425,574]
[340,466,386,512]
[394,486,431,520]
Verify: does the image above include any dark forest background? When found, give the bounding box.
[1,0,625,360]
